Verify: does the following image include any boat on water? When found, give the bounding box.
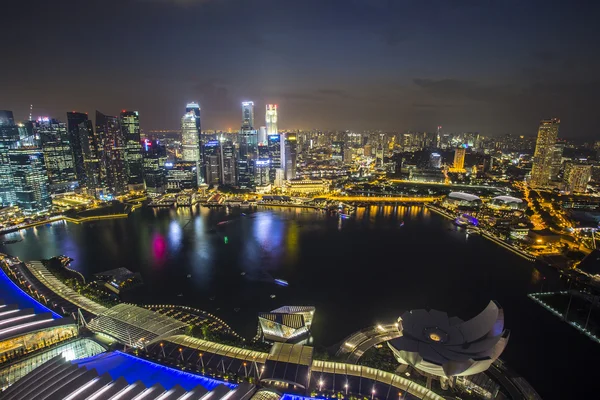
[217,221,230,226]
[186,274,192,278]
[270,294,276,299]
[340,213,351,219]
[399,221,404,227]
[274,279,289,287]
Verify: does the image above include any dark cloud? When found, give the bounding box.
[316,89,351,98]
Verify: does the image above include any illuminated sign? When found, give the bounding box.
[255,159,271,166]
[165,162,174,168]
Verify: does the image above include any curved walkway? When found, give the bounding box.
[335,324,401,363]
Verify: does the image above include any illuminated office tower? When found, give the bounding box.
[36,118,77,193]
[185,102,203,183]
[268,134,281,183]
[256,145,271,187]
[258,126,267,146]
[453,147,466,170]
[430,152,442,169]
[237,102,258,189]
[550,143,564,180]
[564,163,592,193]
[120,111,145,190]
[0,112,19,205]
[266,104,277,135]
[203,140,221,185]
[242,101,254,129]
[0,110,15,125]
[531,118,560,187]
[220,140,236,185]
[8,148,51,213]
[67,111,91,185]
[284,132,297,179]
[237,128,258,189]
[143,140,167,195]
[96,111,128,197]
[332,141,344,162]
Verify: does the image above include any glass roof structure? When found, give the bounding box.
[87,304,188,348]
[0,266,61,318]
[25,260,108,316]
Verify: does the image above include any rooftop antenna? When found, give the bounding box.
[29,104,33,121]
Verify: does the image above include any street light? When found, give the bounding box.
[318,379,323,392]
[344,383,349,396]
[371,388,376,400]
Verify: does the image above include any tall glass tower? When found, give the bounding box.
[266,104,277,135]
[238,102,257,189]
[242,101,254,129]
[182,103,202,185]
[67,112,90,185]
[8,148,51,213]
[36,118,77,193]
[0,112,19,205]
[531,118,560,188]
[120,111,144,190]
[96,111,128,197]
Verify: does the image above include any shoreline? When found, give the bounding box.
[426,204,537,262]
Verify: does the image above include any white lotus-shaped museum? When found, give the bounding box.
[388,301,509,377]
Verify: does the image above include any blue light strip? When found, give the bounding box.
[75,351,237,391]
[0,268,62,318]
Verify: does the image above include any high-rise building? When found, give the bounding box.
[181,109,202,185]
[284,132,297,179]
[256,145,271,188]
[166,161,197,192]
[8,148,51,213]
[96,111,128,197]
[120,111,145,190]
[332,141,344,162]
[0,114,20,205]
[242,101,254,129]
[237,128,258,189]
[67,112,91,185]
[453,147,466,170]
[220,140,236,185]
[185,102,203,183]
[203,140,221,185]
[550,143,564,180]
[266,104,277,135]
[430,152,442,169]
[0,110,15,126]
[267,134,281,184]
[36,118,77,193]
[564,163,592,193]
[531,118,560,187]
[258,126,267,146]
[143,139,167,195]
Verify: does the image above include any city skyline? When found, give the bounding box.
[1,0,599,137]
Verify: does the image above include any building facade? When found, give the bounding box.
[203,140,221,185]
[0,114,20,205]
[8,148,51,213]
[266,104,277,136]
[564,163,592,193]
[120,111,145,190]
[530,118,560,187]
[66,111,90,185]
[96,111,128,197]
[36,118,77,194]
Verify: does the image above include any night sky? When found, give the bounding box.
[1,0,599,138]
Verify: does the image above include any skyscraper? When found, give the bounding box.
[181,107,202,185]
[96,111,128,197]
[258,126,267,146]
[0,114,19,205]
[430,152,442,169]
[203,140,221,185]
[185,102,203,183]
[120,111,145,190]
[67,112,91,185]
[267,134,281,184]
[8,148,51,213]
[550,143,564,181]
[36,118,77,193]
[564,163,592,193]
[242,101,254,129]
[531,118,560,187]
[0,110,15,126]
[284,132,297,179]
[453,147,466,170]
[220,140,236,185]
[266,104,277,135]
[237,128,258,189]
[143,139,167,195]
